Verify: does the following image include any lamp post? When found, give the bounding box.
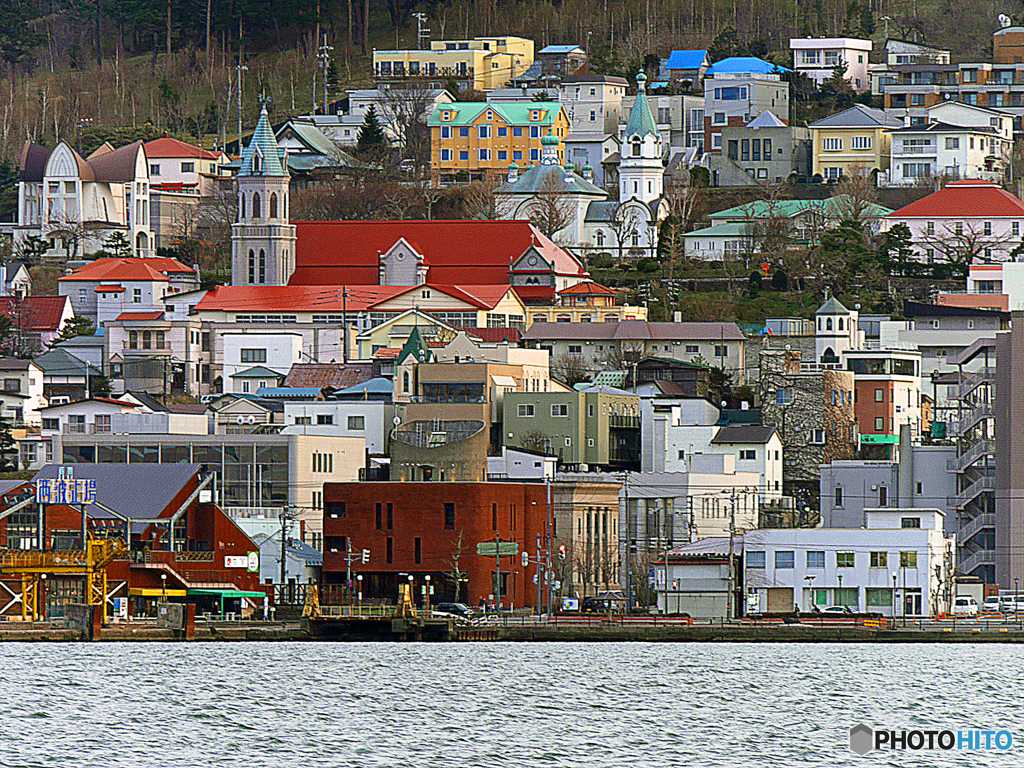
[408,574,414,607]
[804,574,816,612]
[39,573,46,622]
[837,573,843,610]
[160,573,167,604]
[425,574,431,613]
[892,572,898,622]
[357,574,363,614]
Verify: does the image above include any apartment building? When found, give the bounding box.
[702,57,791,154]
[843,348,922,456]
[374,36,534,92]
[790,37,872,92]
[429,101,570,185]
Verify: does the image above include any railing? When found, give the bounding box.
[957,513,996,545]
[950,475,995,507]
[181,569,236,586]
[957,367,995,398]
[947,439,994,472]
[952,402,994,435]
[609,415,641,429]
[897,145,936,155]
[62,423,114,434]
[374,65,473,79]
[959,549,997,576]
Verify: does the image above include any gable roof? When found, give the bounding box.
[887,180,1024,218]
[285,362,374,389]
[499,162,607,197]
[33,348,103,377]
[708,196,893,220]
[810,104,901,129]
[539,44,584,54]
[0,295,70,332]
[87,140,145,183]
[290,220,586,285]
[115,311,165,322]
[144,137,222,160]
[706,57,790,76]
[747,110,787,129]
[275,121,359,165]
[666,49,708,70]
[240,104,287,177]
[557,281,618,296]
[889,121,997,135]
[19,141,52,182]
[428,102,565,127]
[231,365,285,379]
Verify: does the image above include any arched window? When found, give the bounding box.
[596,231,605,247]
[259,249,266,284]
[632,140,641,156]
[838,317,844,331]
[129,331,138,349]
[155,331,166,349]
[826,317,833,331]
[142,331,152,350]
[270,192,278,218]
[252,192,261,219]
[403,371,410,393]
[252,149,263,174]
[248,249,256,284]
[240,192,245,219]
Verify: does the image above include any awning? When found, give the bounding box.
[130,588,187,597]
[491,375,517,387]
[187,588,266,598]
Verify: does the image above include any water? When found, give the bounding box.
[0,642,1020,767]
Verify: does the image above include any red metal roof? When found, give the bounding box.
[115,311,165,321]
[510,285,556,303]
[888,180,1024,218]
[289,220,588,286]
[95,284,126,292]
[466,327,522,343]
[195,284,517,313]
[144,137,222,160]
[557,281,618,296]
[0,295,70,332]
[58,258,188,283]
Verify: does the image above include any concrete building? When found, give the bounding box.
[708,111,812,186]
[790,37,872,92]
[486,446,557,480]
[373,37,535,93]
[390,419,490,482]
[558,75,629,185]
[0,358,46,425]
[282,400,395,456]
[743,508,954,616]
[58,257,198,325]
[844,347,922,455]
[221,332,302,394]
[702,57,791,154]
[551,478,622,600]
[809,104,901,179]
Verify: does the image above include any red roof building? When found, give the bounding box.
[0,295,74,352]
[885,180,1024,263]
[289,220,588,302]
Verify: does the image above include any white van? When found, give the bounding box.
[953,596,979,616]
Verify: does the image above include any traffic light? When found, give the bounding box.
[558,545,566,559]
[361,548,370,563]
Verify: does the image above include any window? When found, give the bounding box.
[150,164,160,175]
[866,588,892,608]
[851,136,872,150]
[317,414,334,425]
[945,137,959,150]
[822,137,842,151]
[440,126,451,139]
[181,161,194,173]
[775,388,793,406]
[375,503,383,530]
[497,150,506,161]
[240,349,267,363]
[414,537,422,565]
[806,550,825,569]
[517,404,535,417]
[478,125,491,139]
[685,345,698,353]
[775,551,795,569]
[747,551,766,568]
[879,486,888,506]
[568,345,582,354]
[459,151,469,161]
[875,388,884,402]
[834,487,843,506]
[294,416,311,425]
[984,221,993,236]
[42,418,59,430]
[458,127,469,137]
[836,588,858,608]
[444,502,455,529]
[478,148,491,161]
[551,404,568,417]
[836,551,855,568]
[129,331,138,349]
[714,344,727,357]
[900,551,917,568]
[901,517,921,529]
[497,127,507,137]
[530,126,540,139]
[347,416,365,430]
[386,537,393,564]
[739,450,756,460]
[810,429,825,444]
[132,289,142,304]
[870,551,888,568]
[386,503,393,529]
[440,149,453,162]
[513,127,523,138]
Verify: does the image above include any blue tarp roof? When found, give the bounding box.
[336,377,393,396]
[540,44,583,54]
[666,49,708,70]
[706,57,791,75]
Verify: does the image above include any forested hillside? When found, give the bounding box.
[0,0,1020,170]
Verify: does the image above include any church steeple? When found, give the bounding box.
[619,70,664,205]
[232,102,296,286]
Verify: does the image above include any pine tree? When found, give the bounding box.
[0,417,15,471]
[327,60,340,96]
[103,231,133,258]
[48,316,96,349]
[357,105,388,157]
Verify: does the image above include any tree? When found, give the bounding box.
[809,219,879,296]
[356,105,388,160]
[918,220,1017,271]
[599,339,646,370]
[550,352,590,387]
[443,529,467,603]
[519,172,576,242]
[379,86,435,175]
[0,0,45,68]
[878,223,916,276]
[103,231,133,258]
[0,416,15,470]
[607,202,643,264]
[519,430,552,453]
[48,316,96,349]
[828,169,880,228]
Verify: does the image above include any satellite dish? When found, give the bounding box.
[999,13,1013,27]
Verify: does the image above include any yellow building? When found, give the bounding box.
[428,101,570,185]
[809,104,901,180]
[373,36,534,92]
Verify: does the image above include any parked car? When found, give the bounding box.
[982,596,1002,613]
[581,597,610,613]
[433,602,474,620]
[1000,596,1017,613]
[1013,596,1024,614]
[952,596,979,616]
[821,606,854,614]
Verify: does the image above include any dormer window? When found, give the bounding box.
[530,110,540,121]
[252,148,263,174]
[443,111,452,121]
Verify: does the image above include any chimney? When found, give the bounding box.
[507,162,519,184]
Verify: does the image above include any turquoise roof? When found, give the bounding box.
[501,162,607,197]
[240,104,288,177]
[624,72,658,139]
[428,102,564,127]
[233,365,285,378]
[684,222,750,238]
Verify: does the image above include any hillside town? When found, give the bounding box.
[6,21,1024,628]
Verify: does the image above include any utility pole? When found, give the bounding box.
[545,478,554,618]
[535,532,542,615]
[279,508,295,586]
[342,287,348,364]
[494,533,501,611]
[319,33,334,115]
[622,471,630,614]
[726,489,736,621]
[236,60,248,151]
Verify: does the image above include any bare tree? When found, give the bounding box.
[550,352,591,387]
[462,179,499,220]
[662,176,704,280]
[444,529,467,603]
[378,85,435,175]
[744,183,793,256]
[519,430,552,453]
[918,221,1018,269]
[518,172,577,243]
[606,202,643,263]
[598,339,645,370]
[828,168,880,228]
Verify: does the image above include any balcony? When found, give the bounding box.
[374,65,474,81]
[896,145,936,155]
[957,513,996,545]
[950,475,995,508]
[951,402,994,436]
[63,423,112,434]
[609,415,641,429]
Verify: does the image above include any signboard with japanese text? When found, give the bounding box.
[36,478,97,505]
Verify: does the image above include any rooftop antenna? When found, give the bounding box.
[999,13,1013,27]
[413,13,430,49]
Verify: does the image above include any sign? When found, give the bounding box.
[113,597,128,619]
[476,541,520,557]
[225,555,249,569]
[247,551,259,573]
[562,597,579,611]
[36,478,97,505]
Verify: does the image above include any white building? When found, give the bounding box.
[559,75,629,186]
[281,400,395,455]
[814,296,863,366]
[0,359,46,425]
[222,332,303,393]
[487,446,557,480]
[742,508,953,616]
[789,37,872,92]
[702,58,790,154]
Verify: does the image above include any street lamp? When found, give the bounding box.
[804,574,816,612]
[892,572,898,622]
[39,573,46,622]
[161,573,167,603]
[837,573,843,610]
[357,574,363,614]
[425,574,431,612]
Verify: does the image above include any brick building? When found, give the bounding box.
[322,482,548,608]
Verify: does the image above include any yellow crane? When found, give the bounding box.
[0,537,127,623]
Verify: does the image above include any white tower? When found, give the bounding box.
[231,103,296,287]
[815,294,860,365]
[619,70,664,205]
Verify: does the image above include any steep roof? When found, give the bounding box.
[666,49,708,70]
[115,311,165,321]
[427,102,565,127]
[711,425,777,444]
[0,295,70,332]
[706,57,790,75]
[144,137,222,160]
[747,110,787,129]
[817,296,851,315]
[19,141,52,182]
[59,257,194,283]
[34,348,102,377]
[232,365,285,378]
[887,180,1024,218]
[810,104,901,129]
[87,140,145,182]
[275,121,355,162]
[557,281,618,296]
[240,104,287,177]
[624,72,658,139]
[290,220,587,285]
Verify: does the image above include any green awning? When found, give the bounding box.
[187,588,266,598]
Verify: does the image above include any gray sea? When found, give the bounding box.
[0,642,1019,767]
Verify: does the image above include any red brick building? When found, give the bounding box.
[322,482,549,609]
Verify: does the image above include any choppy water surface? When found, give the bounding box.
[0,642,1021,767]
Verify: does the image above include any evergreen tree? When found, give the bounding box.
[327,60,340,96]
[357,105,388,157]
[48,316,96,349]
[103,231,133,258]
[0,417,15,471]
[0,0,45,68]
[878,223,915,276]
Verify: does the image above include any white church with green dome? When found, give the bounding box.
[496,70,668,261]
